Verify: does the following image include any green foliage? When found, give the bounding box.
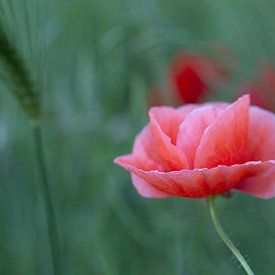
[0,0,275,274]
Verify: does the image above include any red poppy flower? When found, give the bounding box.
[169,52,227,104]
[114,95,275,199]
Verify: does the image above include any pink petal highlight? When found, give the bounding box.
[194,95,250,168]
[132,125,168,171]
[149,106,196,144]
[149,107,190,170]
[177,105,224,168]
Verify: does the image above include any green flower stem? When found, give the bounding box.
[32,122,62,275]
[208,196,254,275]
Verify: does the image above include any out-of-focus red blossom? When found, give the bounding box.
[242,63,275,111]
[169,52,227,104]
[147,87,165,107]
[114,95,275,199]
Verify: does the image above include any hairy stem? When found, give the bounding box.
[32,122,62,275]
[208,196,254,275]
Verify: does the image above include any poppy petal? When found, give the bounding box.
[177,105,224,168]
[115,156,268,198]
[194,95,249,168]
[235,161,275,199]
[131,174,171,198]
[149,107,190,170]
[248,107,275,161]
[132,125,167,171]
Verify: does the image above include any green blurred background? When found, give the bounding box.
[0,0,275,274]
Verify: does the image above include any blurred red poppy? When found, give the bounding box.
[169,52,227,104]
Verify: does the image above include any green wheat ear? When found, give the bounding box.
[0,21,39,119]
[0,5,62,274]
